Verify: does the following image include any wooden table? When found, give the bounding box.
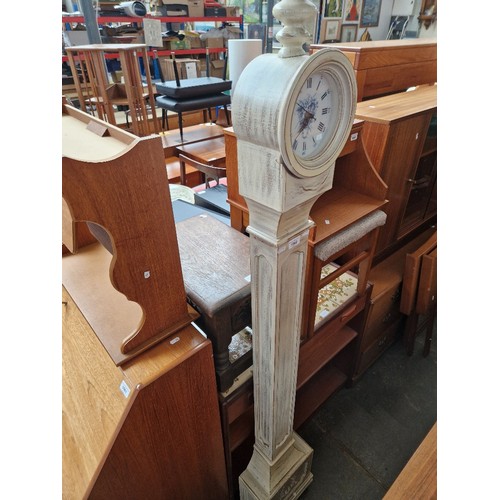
[175,136,227,186]
[161,123,225,157]
[384,423,437,499]
[176,136,226,167]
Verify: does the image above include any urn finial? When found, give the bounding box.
[273,0,317,58]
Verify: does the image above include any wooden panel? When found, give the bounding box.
[176,136,226,166]
[162,122,225,157]
[63,286,228,499]
[362,62,436,100]
[416,247,437,315]
[294,363,348,428]
[224,127,247,228]
[310,186,385,245]
[373,114,432,252]
[356,319,402,376]
[338,119,363,157]
[384,423,437,500]
[333,128,388,197]
[311,40,436,101]
[62,287,133,500]
[355,85,437,125]
[62,105,195,364]
[90,339,228,500]
[400,231,437,315]
[360,121,391,174]
[359,84,436,123]
[312,39,436,61]
[165,156,203,187]
[298,325,358,388]
[362,282,403,349]
[341,44,436,70]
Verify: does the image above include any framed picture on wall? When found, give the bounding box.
[324,0,343,18]
[343,0,360,22]
[360,0,382,27]
[320,18,342,42]
[340,23,358,42]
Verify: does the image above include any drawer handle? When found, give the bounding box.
[382,313,392,324]
[341,304,357,322]
[391,290,401,302]
[378,336,387,347]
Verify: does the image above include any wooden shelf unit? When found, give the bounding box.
[354,84,437,259]
[62,104,228,497]
[225,119,388,341]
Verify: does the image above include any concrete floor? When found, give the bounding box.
[298,324,437,500]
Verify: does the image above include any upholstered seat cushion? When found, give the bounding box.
[314,210,387,261]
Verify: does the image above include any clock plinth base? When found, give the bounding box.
[239,432,314,500]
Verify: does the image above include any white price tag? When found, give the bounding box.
[119,380,131,398]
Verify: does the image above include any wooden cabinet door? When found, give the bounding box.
[375,112,432,253]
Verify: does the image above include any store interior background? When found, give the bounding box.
[1,1,498,498]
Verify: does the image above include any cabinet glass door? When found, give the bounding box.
[398,113,437,236]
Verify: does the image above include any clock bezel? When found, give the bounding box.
[278,48,357,178]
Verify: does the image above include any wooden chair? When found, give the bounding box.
[179,153,227,188]
[400,230,437,356]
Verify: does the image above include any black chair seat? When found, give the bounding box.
[156,93,231,113]
[155,77,232,99]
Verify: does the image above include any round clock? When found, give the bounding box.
[279,48,357,178]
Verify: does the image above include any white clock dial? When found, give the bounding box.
[291,71,336,160]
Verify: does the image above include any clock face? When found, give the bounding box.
[291,71,336,161]
[278,48,356,178]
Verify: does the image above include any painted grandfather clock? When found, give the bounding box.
[231,0,357,498]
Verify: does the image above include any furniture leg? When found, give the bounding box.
[404,310,419,356]
[179,157,187,185]
[224,105,231,126]
[423,304,436,357]
[195,301,252,393]
[178,111,184,142]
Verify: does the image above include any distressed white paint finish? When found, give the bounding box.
[232,49,356,181]
[233,3,356,496]
[239,199,315,499]
[273,0,318,58]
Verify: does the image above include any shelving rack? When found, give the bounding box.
[62,15,244,62]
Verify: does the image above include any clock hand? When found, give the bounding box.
[296,102,316,122]
[294,117,310,142]
[294,109,318,143]
[296,102,310,114]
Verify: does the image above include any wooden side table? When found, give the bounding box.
[175,214,252,393]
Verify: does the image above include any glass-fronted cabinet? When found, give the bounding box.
[398,113,437,237]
